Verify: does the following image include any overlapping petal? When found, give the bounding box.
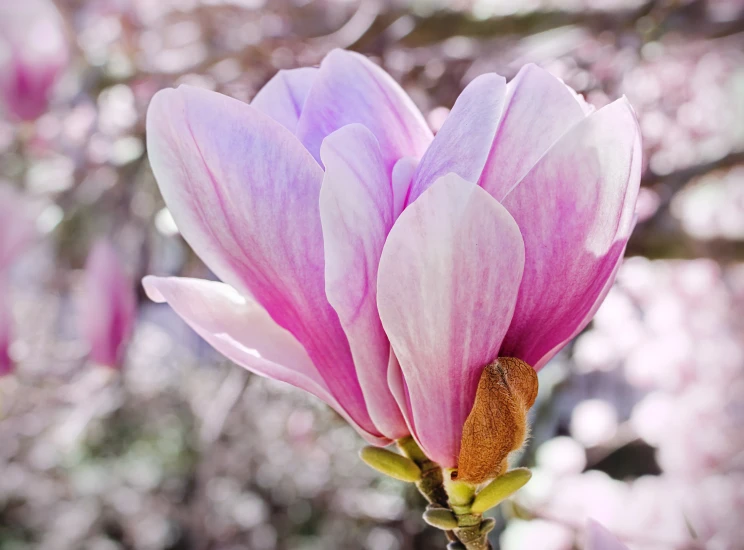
[319,124,407,439]
[251,67,317,134]
[477,63,589,201]
[146,85,377,437]
[377,173,525,466]
[143,276,388,444]
[499,98,642,368]
[296,49,432,171]
[406,74,506,204]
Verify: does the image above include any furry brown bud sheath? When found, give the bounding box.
[454,358,538,484]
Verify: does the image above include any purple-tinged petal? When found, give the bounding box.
[391,156,417,220]
[499,98,642,368]
[377,173,525,467]
[477,64,589,201]
[0,184,37,272]
[143,276,389,445]
[319,124,408,439]
[146,85,378,437]
[79,240,136,368]
[586,520,629,550]
[296,49,432,171]
[406,74,506,205]
[251,67,318,134]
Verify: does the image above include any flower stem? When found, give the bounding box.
[396,437,456,542]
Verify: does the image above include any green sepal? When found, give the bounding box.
[359,446,421,482]
[470,467,531,514]
[423,507,458,530]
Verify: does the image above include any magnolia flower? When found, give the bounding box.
[0,0,68,121]
[144,50,641,460]
[586,520,629,550]
[79,240,136,369]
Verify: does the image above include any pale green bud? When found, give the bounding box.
[470,467,531,514]
[359,446,421,482]
[423,507,458,530]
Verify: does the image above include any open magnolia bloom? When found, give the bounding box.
[144,50,641,477]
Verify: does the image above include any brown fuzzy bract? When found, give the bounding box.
[454,358,538,484]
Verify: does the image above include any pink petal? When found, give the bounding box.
[532,242,626,371]
[377,173,525,467]
[80,240,136,368]
[586,520,629,550]
[143,276,388,445]
[499,98,642,368]
[296,49,432,171]
[477,64,589,201]
[406,73,506,205]
[146,85,377,437]
[251,67,317,134]
[319,124,408,439]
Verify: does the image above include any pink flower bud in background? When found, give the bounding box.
[0,278,12,376]
[79,240,136,369]
[0,0,68,122]
[144,49,640,451]
[586,519,629,550]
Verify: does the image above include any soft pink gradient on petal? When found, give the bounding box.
[377,173,525,466]
[146,85,377,437]
[143,276,389,445]
[499,98,642,369]
[296,49,432,171]
[0,185,37,272]
[407,74,506,205]
[319,124,408,439]
[80,240,136,369]
[586,519,630,550]
[251,67,318,134]
[477,64,588,202]
[532,243,627,371]
[0,276,12,376]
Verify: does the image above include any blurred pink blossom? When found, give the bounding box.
[586,519,629,550]
[79,240,136,369]
[144,49,641,461]
[0,0,69,122]
[0,277,11,376]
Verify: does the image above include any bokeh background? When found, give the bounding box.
[1,0,744,549]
